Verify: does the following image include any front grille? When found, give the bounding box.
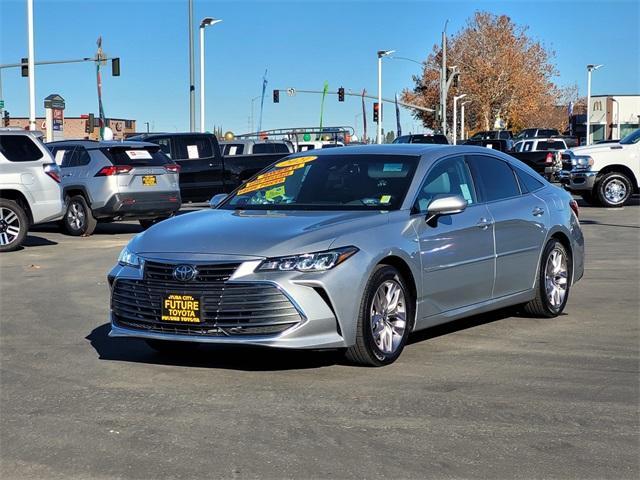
[111,261,303,336]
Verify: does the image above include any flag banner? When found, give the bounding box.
[258,69,268,134]
[395,93,402,137]
[362,89,367,143]
[319,81,329,131]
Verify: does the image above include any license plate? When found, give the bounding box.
[161,294,201,323]
[142,175,157,186]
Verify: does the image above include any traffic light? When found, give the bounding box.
[273,89,279,103]
[86,113,95,134]
[338,87,345,102]
[112,58,120,76]
[3,111,9,127]
[373,102,380,123]
[21,58,28,77]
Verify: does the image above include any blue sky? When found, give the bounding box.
[1,0,638,137]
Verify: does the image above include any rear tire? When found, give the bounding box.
[345,265,414,367]
[145,339,197,354]
[63,195,97,236]
[523,239,571,318]
[0,199,28,252]
[596,172,632,207]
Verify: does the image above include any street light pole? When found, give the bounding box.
[452,94,466,145]
[377,50,394,144]
[27,0,36,131]
[586,64,603,146]
[199,17,222,133]
[440,20,448,136]
[460,101,469,141]
[188,0,195,132]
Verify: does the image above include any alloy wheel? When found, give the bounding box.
[0,207,22,246]
[604,179,627,204]
[545,248,568,309]
[370,280,407,355]
[67,201,86,230]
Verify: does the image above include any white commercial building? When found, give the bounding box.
[588,94,640,142]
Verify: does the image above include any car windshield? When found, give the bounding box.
[220,153,419,211]
[619,129,640,145]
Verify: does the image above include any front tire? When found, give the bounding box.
[523,239,571,318]
[63,195,97,236]
[0,199,28,252]
[345,265,413,366]
[596,172,632,207]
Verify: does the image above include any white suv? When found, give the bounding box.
[0,129,64,251]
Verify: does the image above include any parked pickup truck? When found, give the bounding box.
[129,133,290,202]
[559,128,639,207]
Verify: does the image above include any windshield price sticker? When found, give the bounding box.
[125,150,153,160]
[161,294,201,323]
[275,155,317,168]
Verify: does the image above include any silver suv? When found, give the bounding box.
[47,140,181,236]
[0,129,64,252]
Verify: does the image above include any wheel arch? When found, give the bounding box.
[376,254,419,330]
[596,165,639,193]
[0,189,33,225]
[62,185,92,203]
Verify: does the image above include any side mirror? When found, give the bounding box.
[209,193,227,208]
[426,195,467,225]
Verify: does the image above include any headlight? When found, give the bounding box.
[257,246,358,272]
[571,156,594,170]
[118,247,143,268]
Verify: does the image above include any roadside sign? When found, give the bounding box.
[0,100,4,109]
[287,88,296,97]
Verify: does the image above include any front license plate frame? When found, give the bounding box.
[142,175,157,186]
[161,293,202,323]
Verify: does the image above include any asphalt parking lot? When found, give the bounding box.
[1,199,638,479]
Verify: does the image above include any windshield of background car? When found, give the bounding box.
[220,154,419,211]
[101,146,172,166]
[620,129,640,145]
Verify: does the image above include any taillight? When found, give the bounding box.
[95,165,132,176]
[164,164,180,173]
[545,152,554,164]
[43,163,61,183]
[569,199,579,218]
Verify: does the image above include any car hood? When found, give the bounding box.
[570,143,620,156]
[129,208,390,258]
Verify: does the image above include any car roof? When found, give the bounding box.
[46,139,159,148]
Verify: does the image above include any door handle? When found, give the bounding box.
[532,207,545,216]
[476,218,493,229]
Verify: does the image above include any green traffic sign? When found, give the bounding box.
[0,100,4,109]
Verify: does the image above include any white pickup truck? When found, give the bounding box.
[560,129,639,207]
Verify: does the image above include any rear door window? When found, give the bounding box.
[0,135,43,162]
[523,141,534,152]
[468,155,521,202]
[50,147,77,167]
[175,136,213,160]
[153,137,173,158]
[515,168,545,192]
[224,144,245,155]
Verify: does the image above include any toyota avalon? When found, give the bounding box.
[108,145,584,366]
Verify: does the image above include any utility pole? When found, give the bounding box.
[377,50,394,144]
[27,0,36,131]
[188,0,195,132]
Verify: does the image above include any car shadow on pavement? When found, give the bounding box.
[87,308,524,370]
[86,323,344,371]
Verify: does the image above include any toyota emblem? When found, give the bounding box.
[173,264,198,282]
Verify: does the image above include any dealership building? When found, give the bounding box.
[4,116,137,140]
[587,94,640,142]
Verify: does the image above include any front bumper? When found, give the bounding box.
[107,254,369,349]
[558,169,598,192]
[93,192,181,219]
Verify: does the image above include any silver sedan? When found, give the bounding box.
[108,145,584,366]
